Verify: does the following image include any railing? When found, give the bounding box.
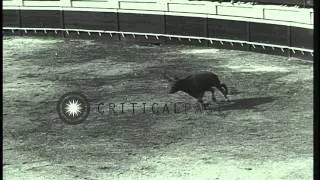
[3,27,314,56]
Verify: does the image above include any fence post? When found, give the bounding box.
[205,17,208,47]
[287,26,292,58]
[116,11,120,41]
[246,21,251,51]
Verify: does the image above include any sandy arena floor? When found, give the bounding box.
[3,36,313,180]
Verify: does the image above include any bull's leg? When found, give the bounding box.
[196,92,205,108]
[216,86,230,102]
[196,97,206,111]
[210,88,217,102]
[197,97,204,106]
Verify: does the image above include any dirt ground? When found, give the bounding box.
[3,36,313,180]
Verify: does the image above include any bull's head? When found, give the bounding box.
[163,73,180,94]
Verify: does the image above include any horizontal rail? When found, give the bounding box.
[3,27,313,55]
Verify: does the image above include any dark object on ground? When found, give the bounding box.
[164,72,230,105]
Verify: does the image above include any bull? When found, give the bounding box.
[164,72,230,105]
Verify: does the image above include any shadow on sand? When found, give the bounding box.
[210,96,276,111]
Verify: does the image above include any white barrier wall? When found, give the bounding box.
[216,4,263,18]
[3,0,314,28]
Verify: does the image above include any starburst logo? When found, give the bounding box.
[57,92,90,125]
[65,99,82,117]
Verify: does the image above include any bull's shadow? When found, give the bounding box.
[208,96,276,111]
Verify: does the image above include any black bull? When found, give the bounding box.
[164,72,230,105]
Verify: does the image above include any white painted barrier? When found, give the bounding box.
[2,0,314,27]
